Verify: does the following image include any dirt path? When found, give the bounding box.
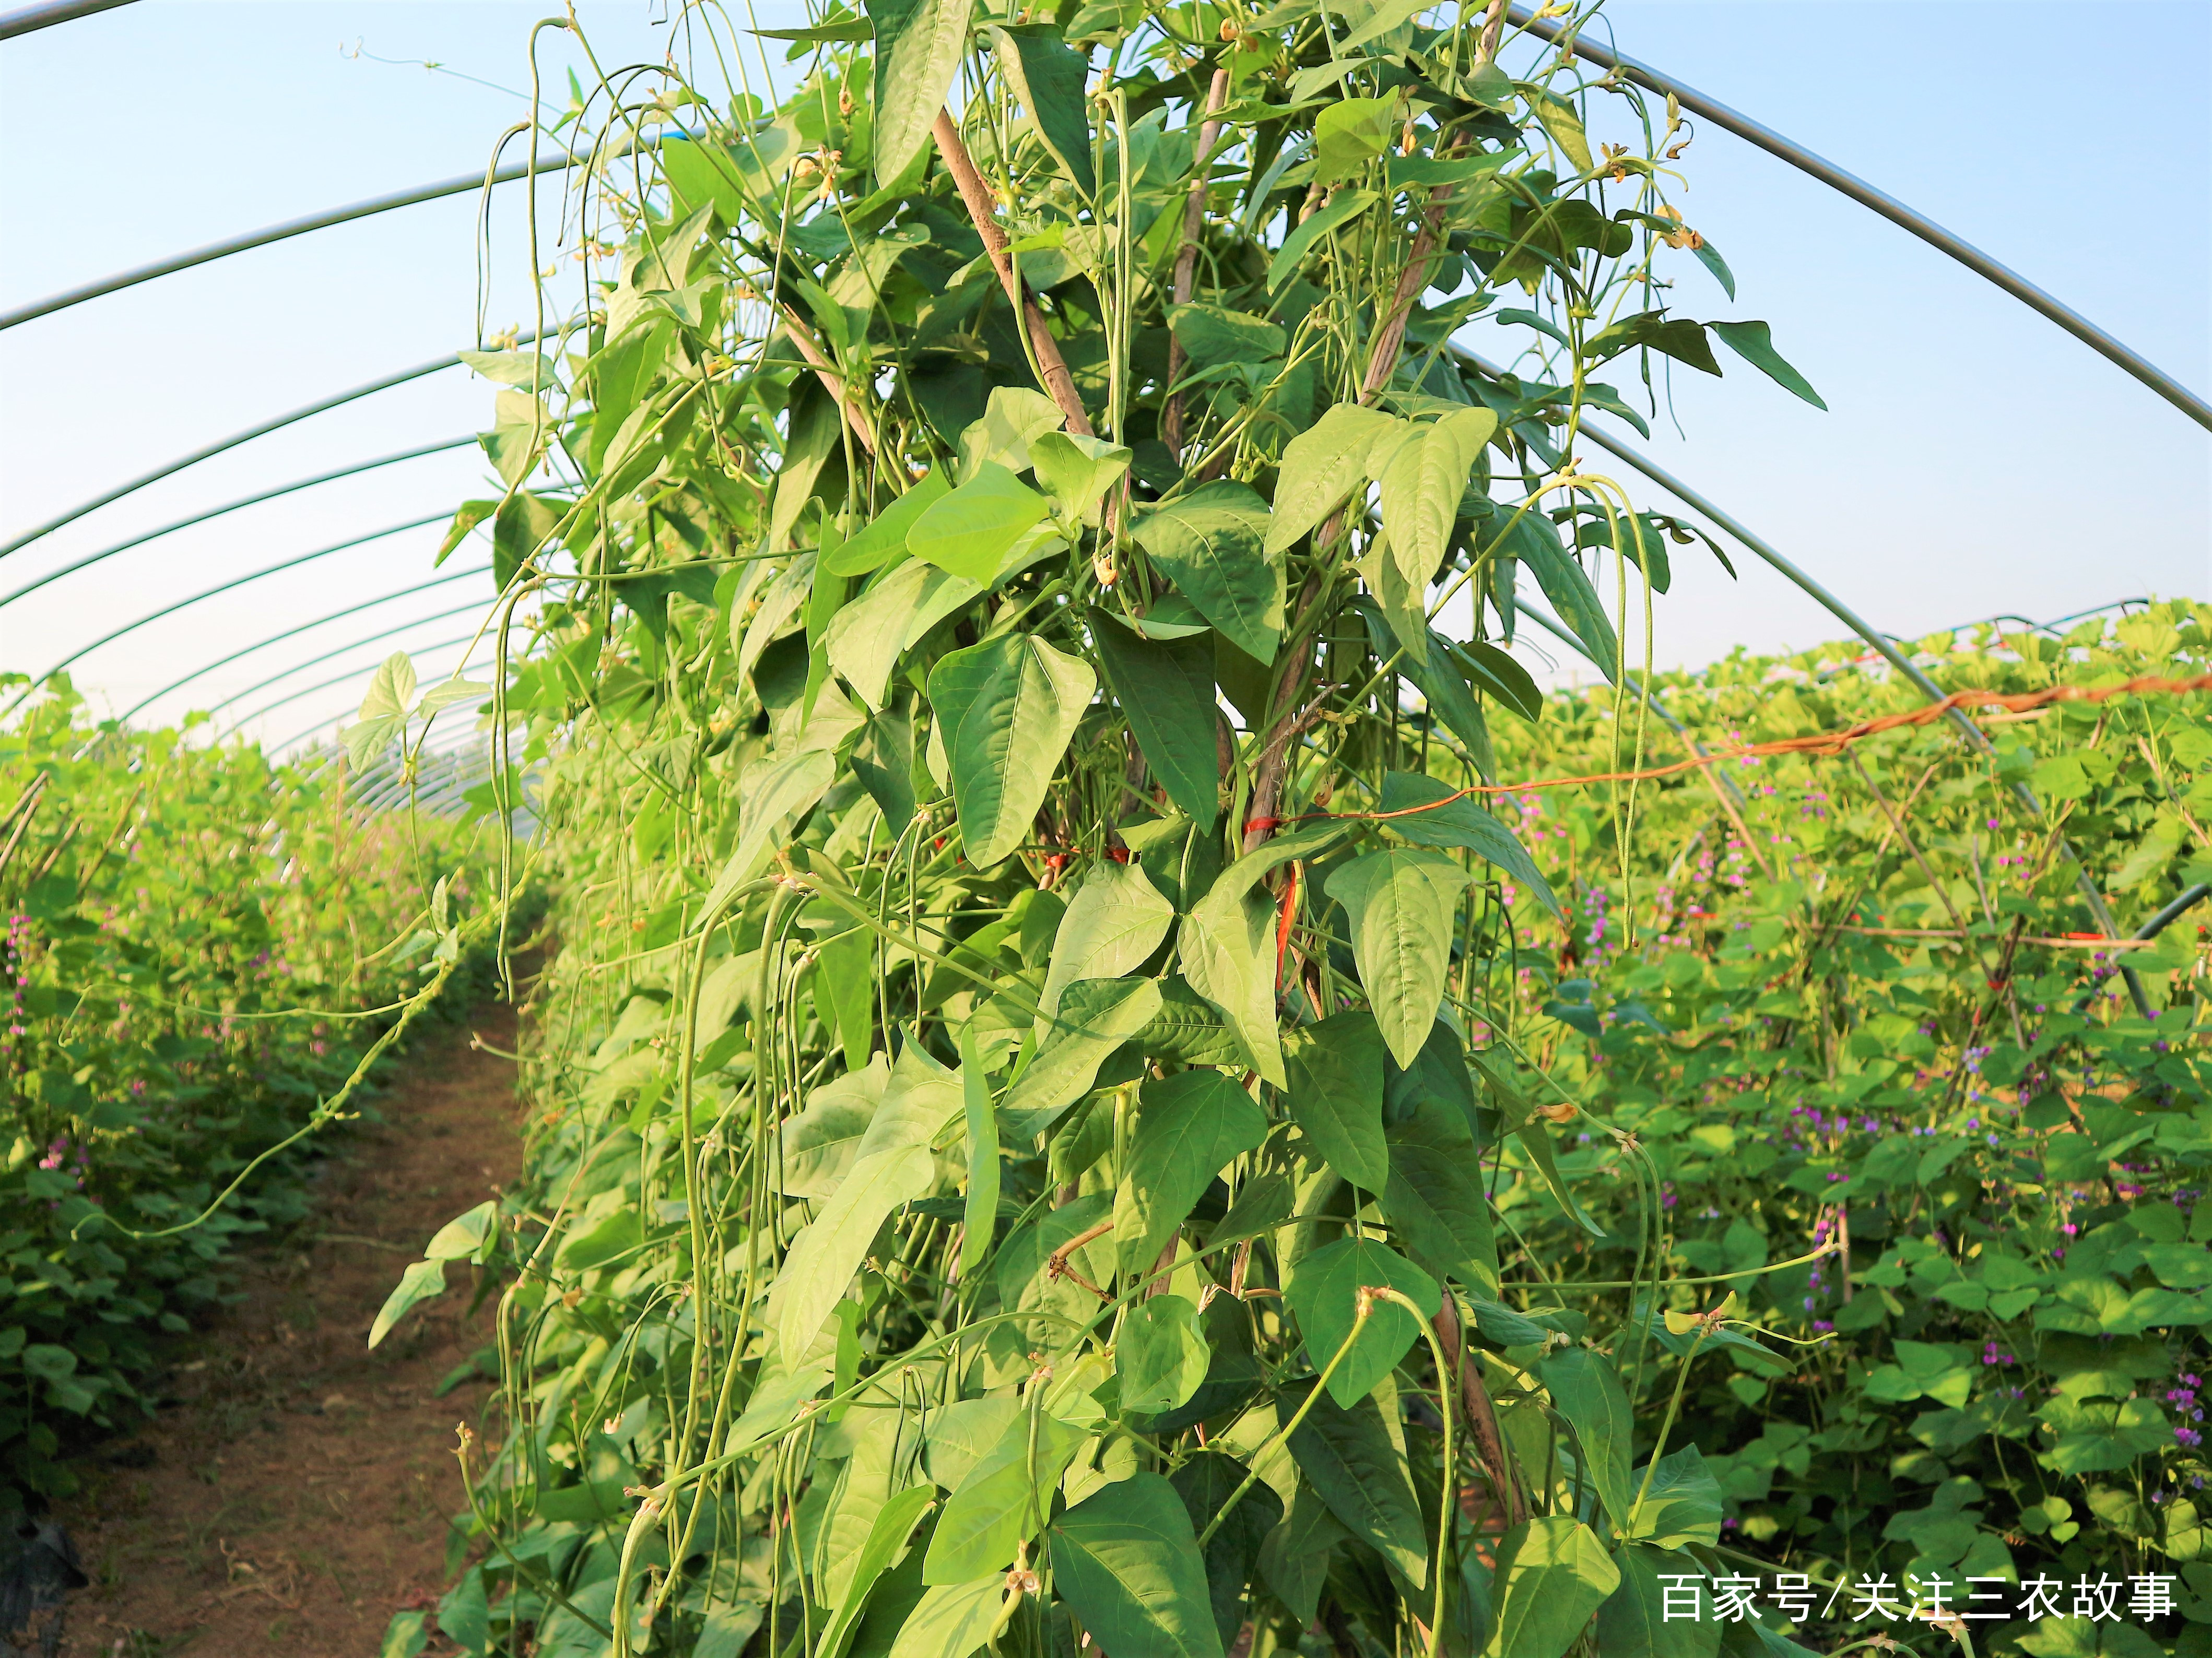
[54,1001,523,1656]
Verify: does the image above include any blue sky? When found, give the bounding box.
[1,0,2204,748]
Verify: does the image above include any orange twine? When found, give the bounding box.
[1241,673,2212,837]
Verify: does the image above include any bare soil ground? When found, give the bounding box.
[52,1002,523,1656]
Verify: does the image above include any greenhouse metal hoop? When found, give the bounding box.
[2,512,450,717]
[0,344,542,561]
[129,575,498,725]
[3,0,2183,1003]
[0,436,474,611]
[0,0,133,40]
[233,631,487,745]
[1508,5,2212,432]
[202,601,493,730]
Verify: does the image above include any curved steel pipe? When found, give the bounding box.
[3,512,448,716]
[0,329,541,560]
[1508,6,2212,432]
[0,0,136,40]
[1514,381,2157,1015]
[233,631,484,747]
[0,436,473,611]
[203,602,490,724]
[128,579,491,722]
[5,159,579,331]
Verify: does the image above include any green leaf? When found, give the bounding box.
[1537,1347,1634,1532]
[727,1365,833,1456]
[1455,638,1543,721]
[1490,511,1617,680]
[1179,821,1352,1087]
[1690,238,1736,299]
[826,472,951,576]
[1002,975,1164,1140]
[1513,1116,1607,1239]
[1266,188,1379,293]
[1710,320,1827,410]
[959,387,1065,478]
[772,380,846,548]
[1325,849,1473,1069]
[1284,1011,1389,1191]
[826,559,986,711]
[1355,543,1434,673]
[1381,1096,1499,1295]
[1172,1450,1283,1644]
[906,461,1053,582]
[957,1026,999,1278]
[1626,1447,1724,1549]
[1314,97,1394,184]
[1169,303,1286,370]
[870,0,978,183]
[1040,859,1178,1022]
[1286,1235,1439,1406]
[425,1200,498,1263]
[990,25,1094,195]
[885,1576,1009,1658]
[928,632,1095,869]
[925,1411,1086,1582]
[341,651,417,766]
[1118,1292,1211,1414]
[1115,1068,1268,1273]
[438,1567,491,1655]
[1593,1544,1719,1658]
[1378,408,1497,589]
[1133,482,1282,664]
[557,1207,642,1272]
[1033,433,1131,526]
[436,499,498,566]
[1376,772,1562,921]
[821,1487,939,1658]
[704,749,836,912]
[1483,1517,1618,1658]
[379,1610,430,1658]
[1179,885,1284,1086]
[769,1145,936,1358]
[773,1064,887,1198]
[1255,1486,1346,1624]
[1131,976,1245,1067]
[1050,1472,1225,1658]
[492,491,561,590]
[1091,611,1221,829]
[1285,1382,1430,1586]
[1266,404,1401,556]
[820,925,877,1073]
[1584,310,1720,376]
[1525,89,1593,172]
[369,1259,446,1348]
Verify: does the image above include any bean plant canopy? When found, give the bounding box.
[332,0,2212,1656]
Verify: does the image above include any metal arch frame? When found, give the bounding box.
[1457,348,2160,1016]
[7,8,2197,429]
[131,578,493,723]
[0,436,473,611]
[0,328,543,561]
[5,156,584,332]
[1,127,676,333]
[0,0,136,41]
[238,632,490,749]
[2,512,449,716]
[1509,5,2212,432]
[356,730,502,815]
[203,601,493,728]
[0,0,2175,980]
